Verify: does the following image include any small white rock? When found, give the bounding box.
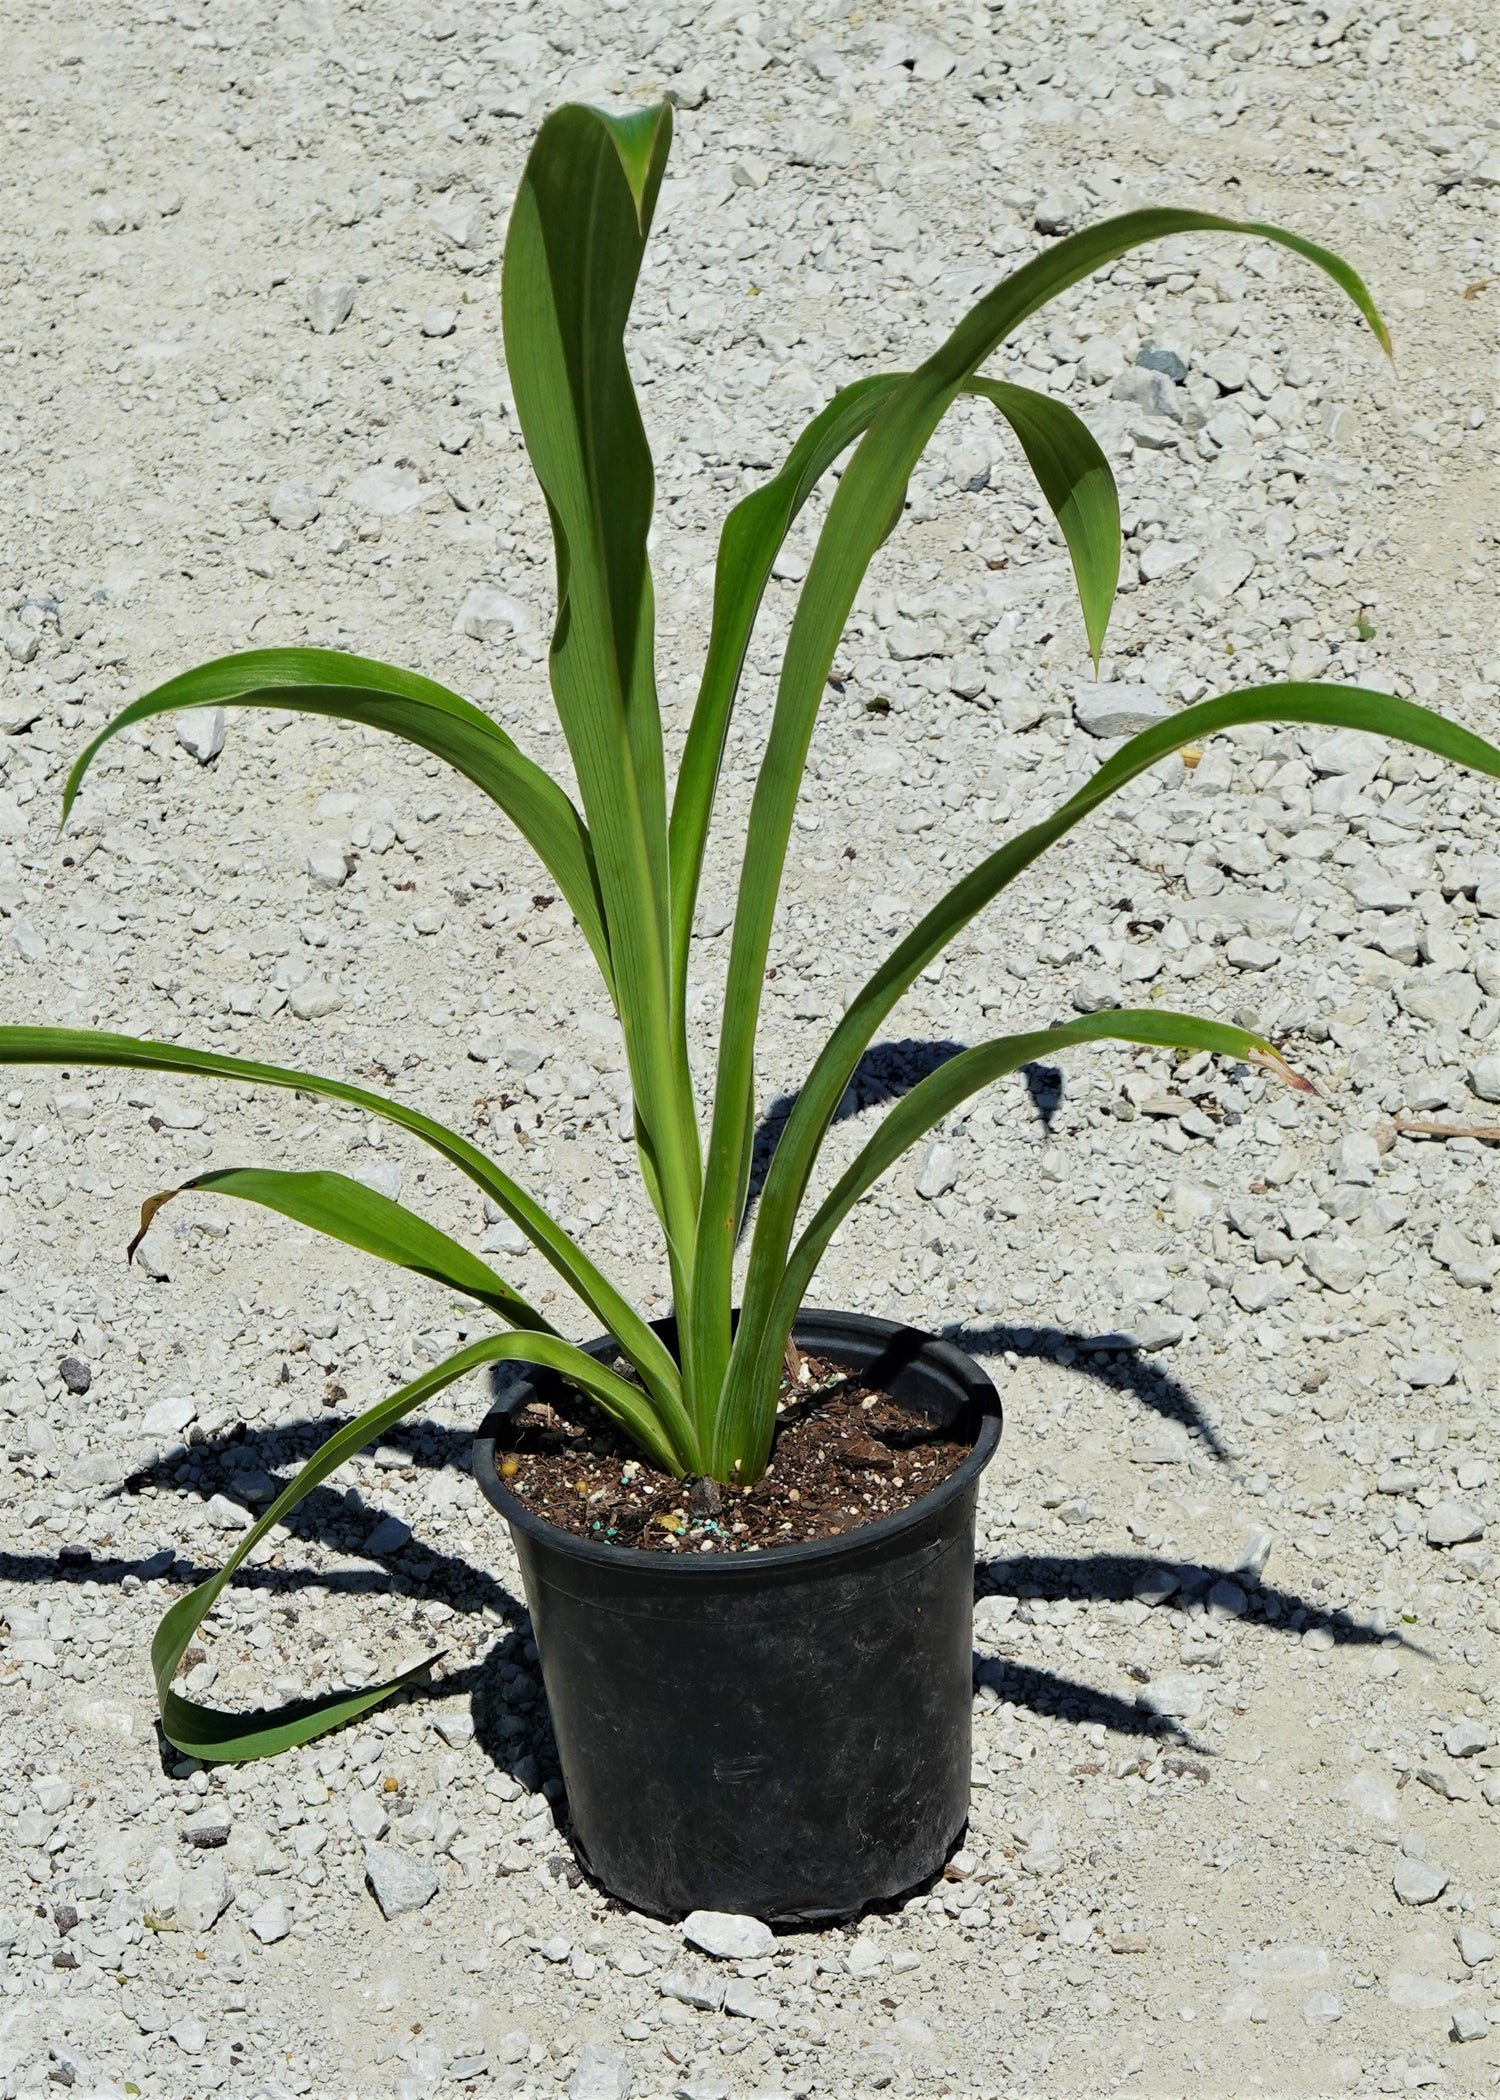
[176,709,226,763]
[1394,1856,1450,1906]
[363,1843,439,1919]
[141,1396,197,1440]
[1427,1502,1484,1548]
[177,1864,233,1933]
[682,1909,776,1960]
[459,586,534,644]
[267,482,322,531]
[1302,1239,1367,1294]
[306,842,349,890]
[915,1141,958,1199]
[169,2016,208,2055]
[203,1494,253,1532]
[1470,1054,1500,1103]
[1073,684,1172,739]
[307,280,356,334]
[569,2043,631,2100]
[348,463,428,516]
[348,1793,388,1841]
[432,1708,475,1749]
[289,978,344,1021]
[247,1895,291,1944]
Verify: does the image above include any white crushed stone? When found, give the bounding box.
[2,0,1499,2092]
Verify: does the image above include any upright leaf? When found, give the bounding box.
[668,375,905,1010]
[504,102,704,1312]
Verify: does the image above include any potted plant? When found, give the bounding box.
[6,101,1498,1919]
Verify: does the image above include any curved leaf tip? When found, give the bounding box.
[1247,1044,1321,1097]
[128,1188,177,1267]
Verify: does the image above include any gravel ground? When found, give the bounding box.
[4,0,1500,2094]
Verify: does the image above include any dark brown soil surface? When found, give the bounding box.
[494,1351,972,1554]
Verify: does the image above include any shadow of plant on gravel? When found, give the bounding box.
[951,1319,1231,1461]
[0,1415,554,1785]
[1020,1061,1064,1130]
[740,1036,968,1226]
[739,1039,1073,1230]
[2,1409,1411,1791]
[976,1549,1402,1653]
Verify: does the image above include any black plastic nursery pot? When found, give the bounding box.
[472,1309,1002,1922]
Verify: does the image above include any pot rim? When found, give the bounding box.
[471,1306,1002,1580]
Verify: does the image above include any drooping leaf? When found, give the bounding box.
[0,1026,691,1454]
[719,1011,1304,1475]
[155,1330,686,1763]
[694,207,1389,1419]
[61,649,613,994]
[132,1167,547,1331]
[720,679,1500,1466]
[965,379,1119,668]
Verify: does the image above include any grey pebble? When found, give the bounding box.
[363,1842,439,1920]
[569,2042,631,2100]
[1073,684,1172,739]
[361,1515,412,1557]
[307,281,356,334]
[1394,1856,1450,1906]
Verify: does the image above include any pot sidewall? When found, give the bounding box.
[474,1310,1001,1918]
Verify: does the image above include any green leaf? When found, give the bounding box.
[667,374,1114,1015]
[504,102,703,1304]
[668,374,904,1007]
[721,678,1500,1469]
[155,1330,686,1763]
[131,1167,548,1331]
[693,207,1388,1424]
[61,648,613,996]
[965,379,1119,668]
[0,1026,692,1460]
[724,1012,1305,1475]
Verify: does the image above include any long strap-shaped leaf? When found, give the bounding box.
[716,680,1500,1472]
[668,374,905,1012]
[504,103,703,1305]
[0,1027,690,1454]
[667,377,1117,1020]
[131,1167,550,1332]
[61,649,614,996]
[732,1012,1302,1477]
[156,1330,684,1763]
[691,207,1390,1416]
